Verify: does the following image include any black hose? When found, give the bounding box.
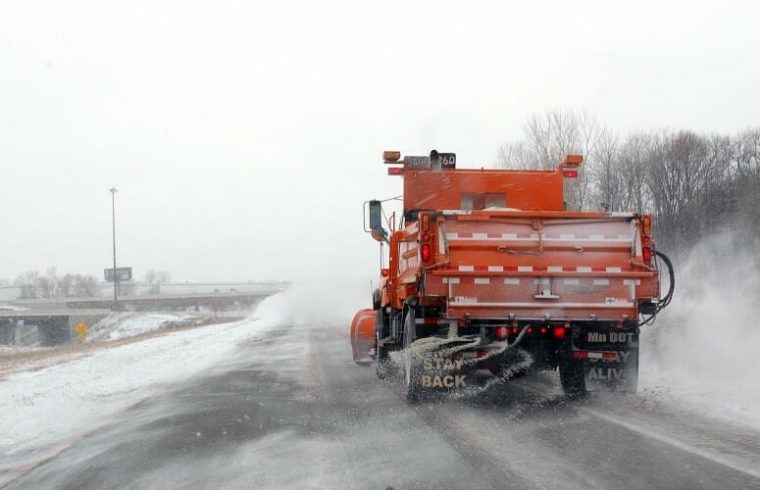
[655,251,675,310]
[638,250,675,327]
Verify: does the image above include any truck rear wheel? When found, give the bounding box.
[559,359,586,397]
[403,310,422,403]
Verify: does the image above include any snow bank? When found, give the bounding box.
[86,312,202,342]
[0,296,284,469]
[640,234,760,429]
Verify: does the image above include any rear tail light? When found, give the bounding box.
[553,326,566,339]
[526,326,534,334]
[642,246,653,264]
[495,326,508,339]
[388,167,403,175]
[539,326,548,335]
[421,243,431,261]
[562,170,578,178]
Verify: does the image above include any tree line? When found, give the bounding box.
[496,111,760,254]
[10,268,172,299]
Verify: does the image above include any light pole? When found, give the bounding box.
[110,187,118,310]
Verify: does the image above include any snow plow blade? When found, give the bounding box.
[349,309,375,364]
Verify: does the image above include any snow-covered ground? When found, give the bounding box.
[0,293,288,469]
[85,312,205,342]
[0,304,27,311]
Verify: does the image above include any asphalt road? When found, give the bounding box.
[5,322,760,489]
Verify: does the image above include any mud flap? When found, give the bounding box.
[417,355,472,391]
[584,345,639,393]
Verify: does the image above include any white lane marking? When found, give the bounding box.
[579,407,760,480]
[514,380,760,481]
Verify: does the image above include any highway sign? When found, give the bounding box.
[105,267,132,282]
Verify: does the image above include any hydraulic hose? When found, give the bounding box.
[655,251,675,310]
[638,250,675,327]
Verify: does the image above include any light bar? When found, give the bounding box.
[563,169,579,178]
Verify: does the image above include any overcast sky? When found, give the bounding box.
[1,0,758,285]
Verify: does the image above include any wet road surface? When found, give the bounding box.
[4,322,760,489]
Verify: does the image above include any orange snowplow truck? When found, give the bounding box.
[350,150,674,401]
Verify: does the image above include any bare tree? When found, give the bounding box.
[496,110,607,209]
[72,274,100,297]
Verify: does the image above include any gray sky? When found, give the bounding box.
[1,0,758,283]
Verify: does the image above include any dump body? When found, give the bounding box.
[399,210,659,323]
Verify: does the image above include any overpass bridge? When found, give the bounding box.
[0,283,286,346]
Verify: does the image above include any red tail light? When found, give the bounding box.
[421,243,431,261]
[388,167,403,175]
[563,170,578,178]
[539,326,548,335]
[642,246,653,264]
[553,326,566,339]
[642,235,652,246]
[421,233,431,242]
[526,326,534,334]
[495,326,508,339]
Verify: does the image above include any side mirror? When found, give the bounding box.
[366,200,388,242]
